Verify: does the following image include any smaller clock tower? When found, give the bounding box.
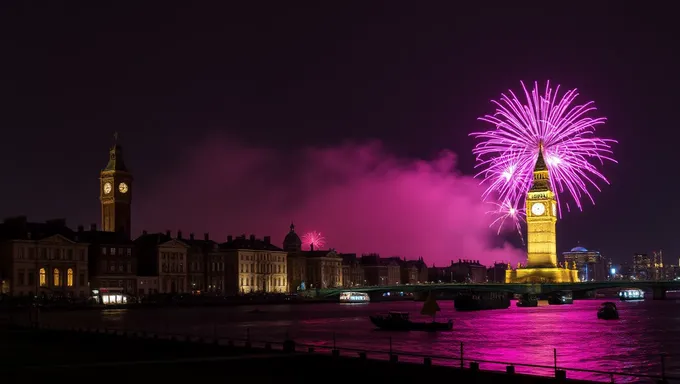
[100,137,133,238]
[525,143,558,268]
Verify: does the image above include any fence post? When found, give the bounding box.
[460,342,464,368]
[554,348,557,373]
[389,336,393,356]
[661,353,666,382]
[333,332,336,350]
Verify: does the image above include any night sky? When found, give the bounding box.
[0,3,675,265]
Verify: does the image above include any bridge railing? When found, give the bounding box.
[30,316,679,384]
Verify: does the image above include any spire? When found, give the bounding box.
[534,141,548,172]
[104,132,129,172]
[289,222,295,232]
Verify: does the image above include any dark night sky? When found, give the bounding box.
[0,2,676,265]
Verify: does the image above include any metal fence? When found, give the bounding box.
[25,320,678,384]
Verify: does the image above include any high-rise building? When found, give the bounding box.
[632,253,652,280]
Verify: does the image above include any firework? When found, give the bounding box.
[302,231,326,250]
[487,200,525,237]
[471,81,616,220]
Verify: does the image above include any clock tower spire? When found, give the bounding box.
[100,133,133,238]
[525,142,557,268]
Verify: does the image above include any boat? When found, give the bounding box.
[597,302,619,320]
[339,291,370,303]
[454,291,510,311]
[516,294,538,307]
[548,291,573,305]
[369,292,453,332]
[618,288,644,301]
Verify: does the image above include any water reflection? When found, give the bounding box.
[42,298,680,382]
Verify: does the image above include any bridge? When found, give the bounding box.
[317,280,680,299]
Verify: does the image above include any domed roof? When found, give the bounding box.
[570,246,588,252]
[283,222,301,251]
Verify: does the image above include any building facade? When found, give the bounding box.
[219,234,288,295]
[79,225,137,294]
[135,232,190,294]
[561,247,609,281]
[341,253,365,287]
[0,217,89,298]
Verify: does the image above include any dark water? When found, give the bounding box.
[41,298,680,383]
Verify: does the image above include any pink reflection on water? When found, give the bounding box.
[42,298,680,382]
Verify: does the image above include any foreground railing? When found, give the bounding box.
[21,320,677,384]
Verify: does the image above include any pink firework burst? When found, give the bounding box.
[302,231,326,250]
[486,200,525,243]
[470,81,617,224]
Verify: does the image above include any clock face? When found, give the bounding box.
[531,203,545,216]
[103,182,112,194]
[118,182,129,194]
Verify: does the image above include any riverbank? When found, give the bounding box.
[2,327,603,383]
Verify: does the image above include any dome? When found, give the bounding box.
[283,222,301,251]
[570,246,588,252]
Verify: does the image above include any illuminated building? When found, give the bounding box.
[99,140,133,238]
[283,223,343,291]
[506,146,579,283]
[632,253,652,280]
[562,247,609,281]
[652,250,664,280]
[0,217,89,298]
[218,234,288,294]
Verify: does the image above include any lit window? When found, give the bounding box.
[39,268,46,287]
[67,268,74,287]
[53,268,61,287]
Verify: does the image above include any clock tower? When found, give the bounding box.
[525,144,558,268]
[100,138,133,238]
[505,142,579,283]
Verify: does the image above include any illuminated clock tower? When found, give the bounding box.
[505,142,578,283]
[525,145,558,268]
[100,137,133,238]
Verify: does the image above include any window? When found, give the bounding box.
[110,248,116,255]
[39,268,46,287]
[126,248,132,256]
[67,268,74,287]
[53,268,61,287]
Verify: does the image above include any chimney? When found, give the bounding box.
[142,230,148,235]
[90,223,96,231]
[204,233,209,241]
[310,243,315,251]
[165,230,171,237]
[264,236,270,244]
[77,225,84,232]
[249,234,255,242]
[227,235,233,242]
[177,230,183,239]
[189,233,194,241]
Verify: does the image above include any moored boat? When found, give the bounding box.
[597,302,619,320]
[369,292,453,332]
[548,291,573,305]
[516,294,538,307]
[454,291,510,311]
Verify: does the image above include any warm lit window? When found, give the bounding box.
[39,268,46,287]
[53,268,61,287]
[67,268,74,287]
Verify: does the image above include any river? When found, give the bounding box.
[39,297,680,383]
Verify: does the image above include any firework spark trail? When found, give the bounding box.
[302,231,326,250]
[471,81,616,222]
[486,200,526,243]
